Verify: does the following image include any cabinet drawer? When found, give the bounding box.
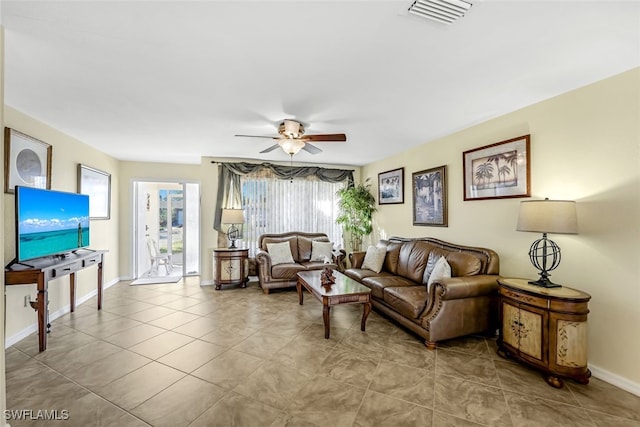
[83,255,102,268]
[500,287,548,309]
[52,261,82,278]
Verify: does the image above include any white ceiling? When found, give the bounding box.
[2,1,639,166]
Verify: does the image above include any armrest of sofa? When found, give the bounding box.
[431,275,499,300]
[255,249,273,281]
[348,251,366,268]
[332,249,347,272]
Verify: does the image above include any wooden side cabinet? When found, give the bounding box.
[497,277,591,388]
[212,248,249,290]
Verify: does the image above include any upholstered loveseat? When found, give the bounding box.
[343,237,500,349]
[256,232,346,294]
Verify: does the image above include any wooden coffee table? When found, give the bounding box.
[296,270,372,339]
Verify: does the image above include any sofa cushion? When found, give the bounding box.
[383,286,429,319]
[382,242,402,274]
[298,236,329,261]
[423,248,449,281]
[445,252,482,277]
[362,275,416,299]
[310,240,334,262]
[271,263,306,280]
[427,256,451,291]
[262,236,298,262]
[343,268,392,282]
[396,241,431,283]
[266,242,295,265]
[362,245,387,273]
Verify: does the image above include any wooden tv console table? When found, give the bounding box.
[4,250,107,352]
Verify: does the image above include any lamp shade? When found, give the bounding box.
[221,208,244,225]
[517,199,577,234]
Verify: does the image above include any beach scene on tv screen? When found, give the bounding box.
[18,189,89,261]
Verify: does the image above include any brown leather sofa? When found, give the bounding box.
[343,237,500,349]
[256,232,346,294]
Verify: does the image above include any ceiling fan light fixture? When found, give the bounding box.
[278,139,305,155]
[408,0,472,24]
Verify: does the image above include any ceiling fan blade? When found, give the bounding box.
[301,143,322,155]
[299,134,347,142]
[235,134,279,139]
[260,144,281,153]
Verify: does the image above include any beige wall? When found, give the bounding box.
[362,68,640,389]
[117,161,200,279]
[2,107,120,341]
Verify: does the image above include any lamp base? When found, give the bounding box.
[527,234,562,288]
[226,224,240,249]
[528,277,562,288]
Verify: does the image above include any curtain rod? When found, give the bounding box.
[210,160,355,171]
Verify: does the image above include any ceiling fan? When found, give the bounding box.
[235,119,347,156]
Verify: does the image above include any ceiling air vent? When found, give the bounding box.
[408,0,472,25]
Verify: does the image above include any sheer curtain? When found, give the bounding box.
[214,162,353,256]
[241,172,346,256]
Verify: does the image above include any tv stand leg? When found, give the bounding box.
[70,272,76,312]
[97,260,104,310]
[35,272,48,351]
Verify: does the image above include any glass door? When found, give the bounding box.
[133,180,200,279]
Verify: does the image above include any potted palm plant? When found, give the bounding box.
[336,178,377,252]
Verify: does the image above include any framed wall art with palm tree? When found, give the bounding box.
[463,135,530,201]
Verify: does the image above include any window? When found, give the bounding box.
[240,172,346,256]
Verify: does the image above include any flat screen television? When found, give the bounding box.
[15,186,90,262]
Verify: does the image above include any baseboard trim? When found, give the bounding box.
[200,280,214,286]
[590,363,640,397]
[5,277,120,349]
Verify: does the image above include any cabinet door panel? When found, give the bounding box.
[502,302,521,349]
[518,308,543,361]
[556,319,588,367]
[220,259,241,281]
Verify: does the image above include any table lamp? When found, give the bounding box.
[516,198,577,288]
[221,208,244,249]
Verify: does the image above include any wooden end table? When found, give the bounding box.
[296,270,372,339]
[212,248,249,290]
[497,277,591,388]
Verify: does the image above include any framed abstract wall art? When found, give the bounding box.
[463,135,531,201]
[378,167,404,205]
[4,127,52,194]
[412,165,447,227]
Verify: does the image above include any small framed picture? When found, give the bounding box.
[412,165,447,227]
[78,164,111,220]
[463,135,531,201]
[4,127,52,194]
[378,167,404,205]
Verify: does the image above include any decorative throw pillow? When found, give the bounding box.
[266,241,295,265]
[310,241,334,262]
[427,256,451,291]
[361,245,386,273]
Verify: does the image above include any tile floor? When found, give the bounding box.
[5,277,640,427]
